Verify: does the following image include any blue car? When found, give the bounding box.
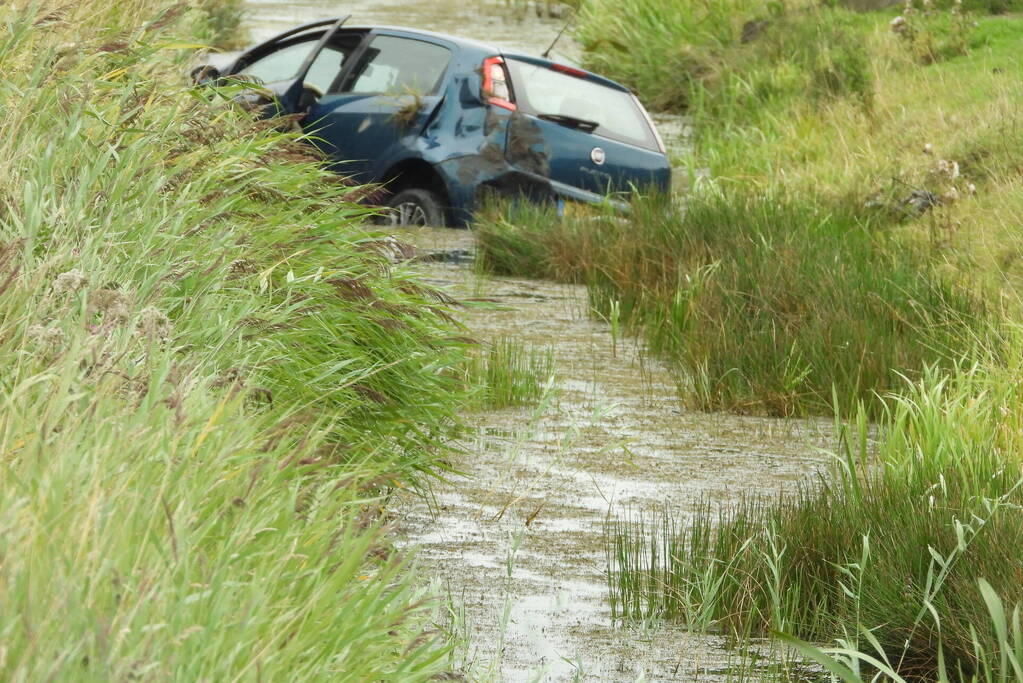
[196,18,670,226]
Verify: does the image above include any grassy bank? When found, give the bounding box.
[476,193,987,416]
[606,355,1023,679]
[578,0,1023,291]
[0,1,471,677]
[474,1,1023,415]
[550,2,1023,679]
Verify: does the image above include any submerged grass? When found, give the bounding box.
[606,353,1023,680]
[0,1,473,677]
[463,337,556,410]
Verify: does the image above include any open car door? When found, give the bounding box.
[300,30,454,182]
[206,17,353,117]
[275,16,351,114]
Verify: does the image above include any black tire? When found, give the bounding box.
[383,188,445,227]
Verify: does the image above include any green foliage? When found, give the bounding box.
[474,200,588,281]
[194,0,247,50]
[955,0,1023,11]
[0,1,470,677]
[577,1,875,114]
[476,192,988,417]
[607,358,1023,680]
[891,2,975,65]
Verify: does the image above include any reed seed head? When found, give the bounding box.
[53,268,86,296]
[137,306,172,340]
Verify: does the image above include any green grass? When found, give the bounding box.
[579,1,1023,291]
[195,0,247,49]
[605,353,1023,680]
[476,192,988,417]
[463,337,556,410]
[566,1,1023,679]
[0,1,473,677]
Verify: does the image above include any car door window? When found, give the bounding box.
[237,40,348,93]
[345,36,451,96]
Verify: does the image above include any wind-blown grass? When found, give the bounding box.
[0,1,471,677]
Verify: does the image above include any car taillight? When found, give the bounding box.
[481,56,515,111]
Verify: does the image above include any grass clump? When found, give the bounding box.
[577,1,876,114]
[463,337,556,410]
[476,193,987,417]
[0,1,471,677]
[606,357,1023,680]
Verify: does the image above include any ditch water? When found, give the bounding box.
[241,2,831,679]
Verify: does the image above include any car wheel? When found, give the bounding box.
[384,189,445,227]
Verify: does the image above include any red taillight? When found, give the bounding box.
[481,56,515,111]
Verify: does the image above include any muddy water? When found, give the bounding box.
[387,228,830,681]
[241,3,826,679]
[244,0,584,57]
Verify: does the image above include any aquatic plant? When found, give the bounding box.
[462,336,557,409]
[606,354,1023,680]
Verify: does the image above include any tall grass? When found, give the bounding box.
[605,353,1023,680]
[476,192,988,416]
[0,1,471,677]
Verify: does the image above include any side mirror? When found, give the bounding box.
[190,64,222,85]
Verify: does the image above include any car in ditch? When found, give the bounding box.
[193,17,670,226]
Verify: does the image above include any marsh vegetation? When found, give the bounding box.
[10,0,1023,679]
[471,0,1023,679]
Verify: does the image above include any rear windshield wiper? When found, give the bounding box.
[537,113,600,133]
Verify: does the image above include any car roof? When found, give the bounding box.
[278,19,631,94]
[344,24,503,54]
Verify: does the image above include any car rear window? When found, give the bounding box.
[504,58,662,153]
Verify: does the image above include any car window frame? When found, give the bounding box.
[230,29,370,93]
[335,30,456,97]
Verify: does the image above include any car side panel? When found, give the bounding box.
[368,42,529,224]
